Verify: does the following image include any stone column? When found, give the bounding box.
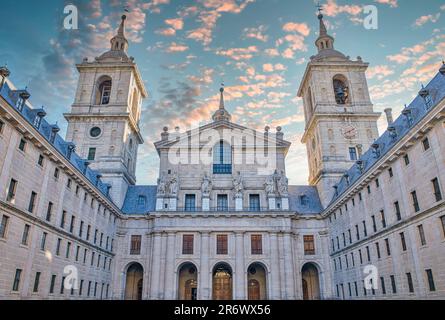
[149,232,163,299]
[283,232,296,299]
[199,232,211,300]
[164,232,176,299]
[269,233,281,299]
[235,232,245,299]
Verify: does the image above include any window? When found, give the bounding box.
[406,273,414,293]
[66,242,71,259]
[79,280,84,296]
[86,225,91,241]
[60,211,66,229]
[91,252,95,266]
[6,178,17,202]
[394,201,401,221]
[362,221,367,237]
[61,276,65,294]
[403,154,410,166]
[18,138,26,152]
[359,249,363,264]
[216,234,228,255]
[0,119,4,133]
[79,221,84,238]
[56,238,62,256]
[381,210,386,228]
[87,281,91,297]
[33,272,41,293]
[400,232,407,251]
[380,277,386,295]
[28,191,37,213]
[46,202,53,222]
[355,225,360,241]
[69,216,75,233]
[49,275,56,294]
[411,191,420,212]
[388,167,393,178]
[304,235,316,255]
[21,224,30,245]
[385,238,391,256]
[441,216,445,238]
[217,194,228,211]
[54,168,59,179]
[359,192,362,201]
[426,269,436,292]
[390,275,397,294]
[422,137,430,151]
[67,178,72,189]
[75,246,80,261]
[40,232,47,251]
[90,127,101,138]
[94,229,98,244]
[349,147,357,161]
[184,194,196,212]
[137,195,146,207]
[98,79,112,105]
[375,179,380,188]
[249,194,260,211]
[213,140,232,174]
[182,235,194,254]
[38,154,44,166]
[130,235,141,255]
[88,148,96,161]
[12,269,22,291]
[367,185,371,194]
[432,178,442,202]
[0,215,9,238]
[251,234,263,255]
[366,246,371,262]
[333,75,349,104]
[371,215,377,232]
[418,225,426,246]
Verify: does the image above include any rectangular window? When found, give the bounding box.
[400,232,407,251]
[388,167,393,178]
[79,221,84,238]
[49,275,56,294]
[406,273,414,293]
[83,249,88,264]
[45,202,53,222]
[79,280,84,296]
[394,201,401,221]
[367,185,371,194]
[380,277,386,295]
[21,224,30,245]
[217,194,228,211]
[363,221,367,237]
[404,154,410,166]
[390,275,397,294]
[6,179,17,202]
[66,242,71,259]
[251,234,263,255]
[61,276,65,294]
[0,119,4,133]
[418,225,426,246]
[18,139,26,152]
[56,238,62,256]
[411,191,420,212]
[432,178,442,202]
[54,168,59,179]
[33,272,41,293]
[75,245,80,262]
[182,235,194,255]
[426,269,436,292]
[184,194,196,212]
[349,147,357,161]
[304,235,316,255]
[87,281,91,297]
[69,216,75,233]
[40,232,47,251]
[375,242,381,259]
[249,194,260,212]
[441,216,445,238]
[130,235,142,255]
[91,252,95,266]
[371,215,377,232]
[216,234,228,255]
[380,210,386,228]
[355,225,360,241]
[376,179,380,188]
[422,137,430,151]
[87,148,96,161]
[359,249,363,264]
[12,269,22,291]
[366,246,371,262]
[67,178,72,189]
[94,229,98,244]
[38,154,44,166]
[0,215,10,238]
[86,225,91,241]
[28,191,37,213]
[385,238,391,256]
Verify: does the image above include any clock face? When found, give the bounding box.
[342,125,357,139]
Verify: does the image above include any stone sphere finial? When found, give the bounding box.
[276,126,282,132]
[163,126,168,132]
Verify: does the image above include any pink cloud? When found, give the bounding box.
[366,65,395,80]
[215,46,259,61]
[243,25,268,42]
[165,18,184,30]
[413,13,441,27]
[374,0,398,8]
[282,22,311,37]
[165,42,189,53]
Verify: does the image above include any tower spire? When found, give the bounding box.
[219,84,225,110]
[110,14,129,52]
[212,84,231,122]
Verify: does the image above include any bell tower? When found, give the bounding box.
[64,15,148,208]
[298,10,380,208]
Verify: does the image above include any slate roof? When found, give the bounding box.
[121,185,157,214]
[330,69,445,205]
[0,79,112,199]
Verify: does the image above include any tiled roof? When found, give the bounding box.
[330,69,445,205]
[288,185,323,214]
[121,185,157,214]
[0,79,112,199]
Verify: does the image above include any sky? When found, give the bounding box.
[1,0,444,186]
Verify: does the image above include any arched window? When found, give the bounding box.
[213,140,232,174]
[333,75,349,105]
[95,76,112,105]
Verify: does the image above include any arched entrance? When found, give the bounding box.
[125,262,144,300]
[301,263,320,300]
[212,263,233,300]
[247,263,267,300]
[178,263,198,300]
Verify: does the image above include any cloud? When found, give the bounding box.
[282,22,311,37]
[243,25,269,42]
[322,0,362,17]
[165,17,184,30]
[155,28,176,36]
[413,13,441,27]
[262,63,287,72]
[366,65,395,80]
[374,0,398,8]
[165,42,189,53]
[264,48,280,57]
[215,46,258,61]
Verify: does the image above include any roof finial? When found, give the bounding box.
[219,83,225,110]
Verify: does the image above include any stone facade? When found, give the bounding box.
[0,14,444,300]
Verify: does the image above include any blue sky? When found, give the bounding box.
[1,0,444,185]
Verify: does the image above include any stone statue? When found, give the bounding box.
[169,173,179,196]
[201,173,212,197]
[233,171,244,198]
[264,175,275,195]
[157,172,168,196]
[278,170,289,197]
